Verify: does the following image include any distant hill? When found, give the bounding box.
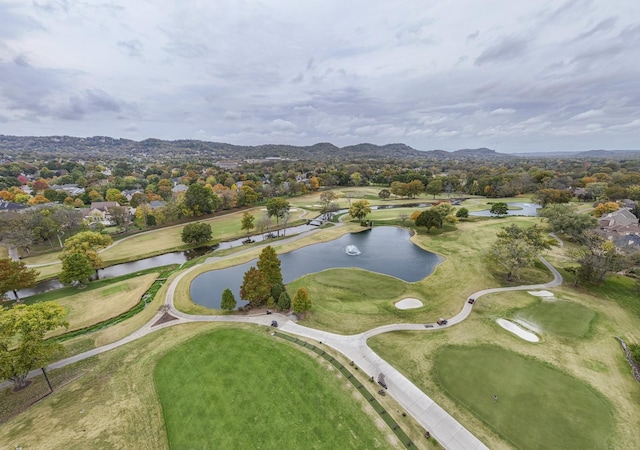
[516,149,640,159]
[0,135,521,162]
[1,134,638,162]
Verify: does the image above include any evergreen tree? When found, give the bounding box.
[257,246,283,288]
[293,287,312,316]
[277,291,292,311]
[220,288,237,311]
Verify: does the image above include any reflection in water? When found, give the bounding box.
[469,202,540,217]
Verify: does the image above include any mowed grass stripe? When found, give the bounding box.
[154,329,397,450]
[275,332,414,447]
[434,345,614,450]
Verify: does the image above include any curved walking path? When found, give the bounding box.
[5,226,563,450]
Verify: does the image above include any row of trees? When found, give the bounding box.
[232,246,312,316]
[489,204,638,288]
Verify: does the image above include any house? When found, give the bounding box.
[171,184,188,194]
[598,208,640,250]
[0,200,26,212]
[85,201,121,226]
[148,200,167,210]
[598,208,640,235]
[121,189,144,201]
[49,184,86,196]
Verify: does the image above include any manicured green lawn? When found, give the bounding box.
[513,300,596,338]
[154,329,396,450]
[288,268,432,333]
[434,345,614,450]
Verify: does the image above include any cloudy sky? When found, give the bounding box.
[1,0,639,152]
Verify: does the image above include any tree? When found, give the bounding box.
[277,291,291,311]
[425,179,443,199]
[181,222,212,245]
[256,213,272,238]
[415,209,440,231]
[241,211,255,237]
[238,185,259,206]
[593,202,619,218]
[390,181,408,198]
[378,189,391,200]
[62,231,112,270]
[257,245,283,289]
[0,302,68,389]
[0,212,34,255]
[59,253,95,287]
[320,191,338,220]
[456,207,469,218]
[109,205,131,231]
[182,183,219,216]
[349,200,371,222]
[539,204,596,239]
[532,188,574,207]
[431,203,455,228]
[266,197,291,235]
[0,259,39,301]
[571,231,620,285]
[584,182,608,202]
[293,287,312,316]
[220,288,237,311]
[489,224,553,281]
[490,202,509,217]
[239,266,270,307]
[406,180,425,198]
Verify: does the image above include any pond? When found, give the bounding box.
[190,226,443,309]
[6,223,323,300]
[469,202,540,217]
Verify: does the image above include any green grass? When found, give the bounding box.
[154,328,397,449]
[433,345,614,450]
[287,268,440,334]
[585,275,640,319]
[513,300,596,338]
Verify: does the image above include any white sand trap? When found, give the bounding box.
[527,290,554,297]
[497,318,539,342]
[514,319,542,334]
[395,298,423,310]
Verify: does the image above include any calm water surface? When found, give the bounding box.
[469,202,540,217]
[190,226,443,309]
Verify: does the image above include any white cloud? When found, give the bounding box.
[0,1,639,152]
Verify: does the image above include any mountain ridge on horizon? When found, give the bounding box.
[0,134,639,160]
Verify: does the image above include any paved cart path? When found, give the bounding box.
[4,225,563,450]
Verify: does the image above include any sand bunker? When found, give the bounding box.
[395,298,423,310]
[514,319,542,334]
[497,318,540,342]
[527,290,554,297]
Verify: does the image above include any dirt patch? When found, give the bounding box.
[152,312,178,327]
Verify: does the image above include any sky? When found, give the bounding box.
[1,0,639,153]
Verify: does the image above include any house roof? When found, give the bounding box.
[599,208,639,231]
[148,200,167,209]
[172,184,188,192]
[0,200,26,211]
[90,201,120,211]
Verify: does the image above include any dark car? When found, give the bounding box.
[271,320,278,327]
[468,298,475,304]
[437,318,448,326]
